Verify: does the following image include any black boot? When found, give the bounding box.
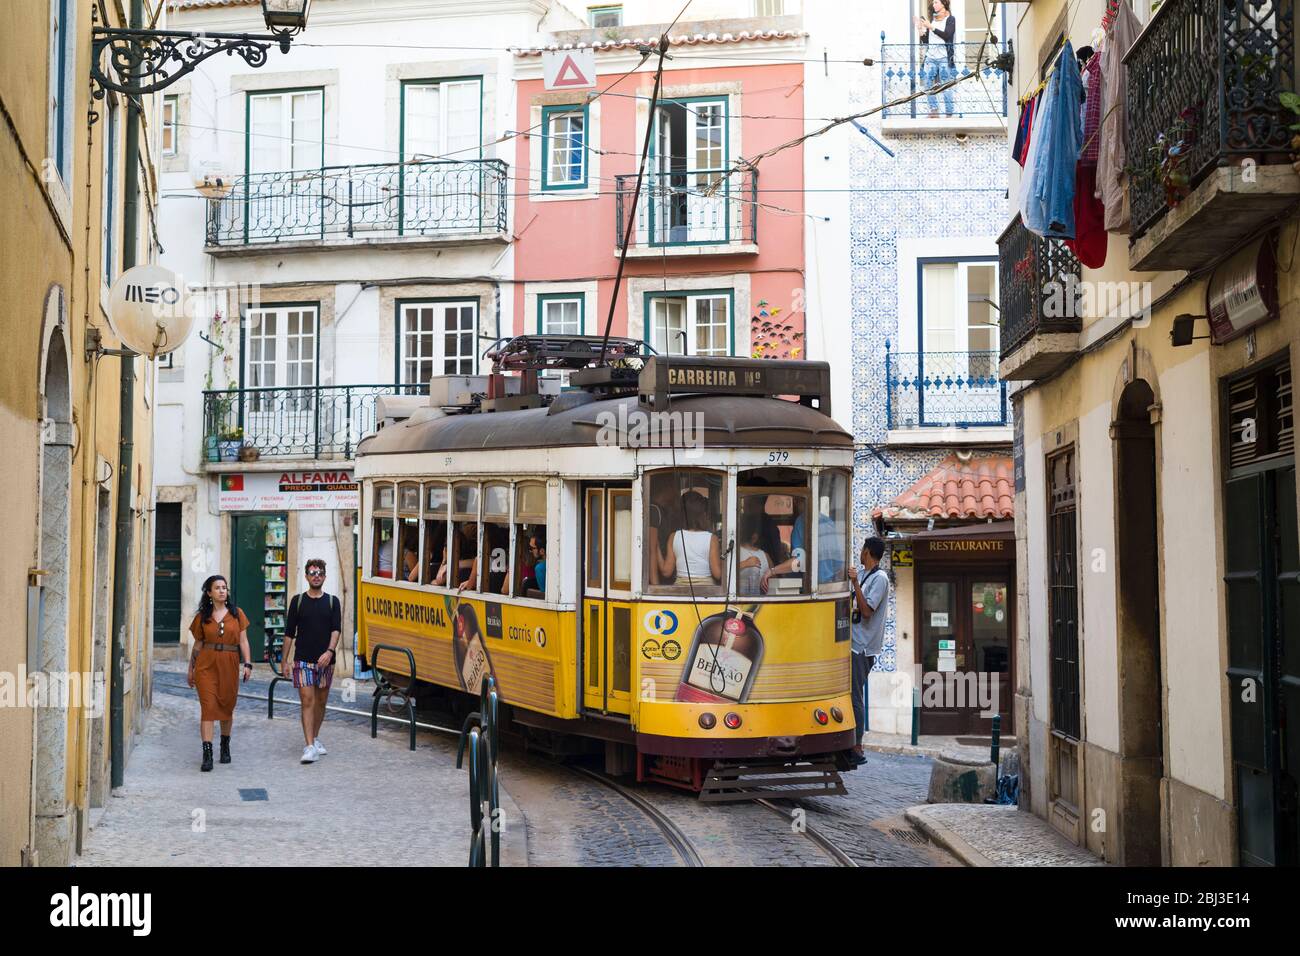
[219,735,231,764]
[201,741,214,772]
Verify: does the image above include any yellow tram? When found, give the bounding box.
[356,337,858,789]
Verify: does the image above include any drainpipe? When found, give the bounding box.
[109,0,144,790]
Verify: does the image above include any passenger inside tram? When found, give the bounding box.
[374,519,395,578]
[435,520,479,588]
[476,523,510,594]
[646,479,683,585]
[399,518,420,582]
[658,491,723,585]
[737,514,773,595]
[519,530,546,596]
[423,520,447,584]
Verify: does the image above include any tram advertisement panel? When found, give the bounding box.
[360,581,571,718]
[638,599,849,706]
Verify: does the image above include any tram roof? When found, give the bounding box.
[356,394,853,457]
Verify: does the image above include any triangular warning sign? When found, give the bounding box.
[552,54,591,87]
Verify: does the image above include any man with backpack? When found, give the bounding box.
[284,558,342,764]
[848,537,889,767]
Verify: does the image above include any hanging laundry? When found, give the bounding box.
[1097,0,1143,232]
[1020,40,1083,239]
[1065,49,1108,267]
[1012,92,1041,167]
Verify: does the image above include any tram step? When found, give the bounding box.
[698,760,846,803]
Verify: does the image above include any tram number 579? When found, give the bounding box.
[767,450,790,464]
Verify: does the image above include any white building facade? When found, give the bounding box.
[153,0,586,659]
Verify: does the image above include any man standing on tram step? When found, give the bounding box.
[283,558,342,764]
[848,537,889,766]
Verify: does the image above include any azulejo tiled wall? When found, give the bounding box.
[847,85,1009,673]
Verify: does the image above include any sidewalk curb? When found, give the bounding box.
[862,741,947,759]
[904,806,997,867]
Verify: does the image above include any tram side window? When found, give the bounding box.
[441,482,480,589]
[480,483,510,595]
[737,468,810,596]
[421,482,449,584]
[372,484,396,578]
[816,469,850,591]
[397,483,421,583]
[514,482,548,599]
[645,469,725,595]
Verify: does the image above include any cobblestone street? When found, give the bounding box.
[76,666,959,867]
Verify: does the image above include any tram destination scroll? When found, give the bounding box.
[639,356,831,415]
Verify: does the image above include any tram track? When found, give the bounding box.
[565,765,706,868]
[754,798,858,867]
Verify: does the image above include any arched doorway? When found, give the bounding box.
[34,296,73,865]
[1113,378,1163,865]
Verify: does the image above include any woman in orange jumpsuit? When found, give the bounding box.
[187,575,254,771]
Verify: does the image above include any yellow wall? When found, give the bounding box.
[1,0,158,865]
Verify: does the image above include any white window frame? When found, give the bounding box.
[542,106,587,190]
[919,258,1000,356]
[540,295,583,336]
[247,88,323,174]
[402,78,482,161]
[588,5,622,27]
[649,292,732,357]
[398,300,479,385]
[244,305,319,393]
[161,94,178,156]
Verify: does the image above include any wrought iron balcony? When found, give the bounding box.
[880,37,1009,121]
[205,159,508,251]
[202,384,428,461]
[885,347,1009,429]
[1126,0,1300,270]
[614,167,757,252]
[996,214,1083,380]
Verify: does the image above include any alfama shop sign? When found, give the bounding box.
[218,471,358,511]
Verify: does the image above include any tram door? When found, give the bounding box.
[582,484,635,716]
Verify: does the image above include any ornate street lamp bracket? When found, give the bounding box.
[90,27,294,98]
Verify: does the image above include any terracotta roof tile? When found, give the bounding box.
[872,454,1015,522]
[512,30,807,56]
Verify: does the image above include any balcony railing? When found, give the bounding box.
[885,347,1010,429]
[615,167,757,250]
[1126,0,1296,240]
[997,214,1082,359]
[202,384,428,461]
[880,36,1010,119]
[205,159,508,248]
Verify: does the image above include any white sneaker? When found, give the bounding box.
[300,745,318,764]
[312,739,327,757]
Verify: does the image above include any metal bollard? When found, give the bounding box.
[910,687,920,746]
[990,713,1001,770]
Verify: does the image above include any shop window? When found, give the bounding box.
[372,483,395,578]
[423,482,449,585]
[815,469,850,591]
[737,467,809,596]
[397,482,421,583]
[514,482,548,599]
[480,482,510,594]
[442,482,479,589]
[644,469,726,595]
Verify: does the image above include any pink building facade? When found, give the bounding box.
[511,37,806,360]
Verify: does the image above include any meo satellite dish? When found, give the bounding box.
[107,264,195,358]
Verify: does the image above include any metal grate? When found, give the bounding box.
[238,788,268,801]
[879,39,1010,119]
[614,167,756,250]
[996,215,1082,359]
[884,348,1009,428]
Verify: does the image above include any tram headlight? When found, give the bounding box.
[723,712,742,730]
[829,706,844,723]
[813,708,829,726]
[698,713,717,730]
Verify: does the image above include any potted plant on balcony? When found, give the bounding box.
[238,442,261,462]
[218,425,243,462]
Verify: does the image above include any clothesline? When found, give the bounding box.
[1017,40,1103,108]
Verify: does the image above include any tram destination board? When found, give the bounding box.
[640,356,831,414]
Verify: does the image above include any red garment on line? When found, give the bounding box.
[1065,164,1107,268]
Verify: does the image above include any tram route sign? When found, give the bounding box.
[639,356,831,414]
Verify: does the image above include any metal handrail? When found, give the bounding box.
[456,675,501,867]
[368,644,418,752]
[879,34,1010,119]
[205,157,509,246]
[614,166,757,249]
[884,344,1009,428]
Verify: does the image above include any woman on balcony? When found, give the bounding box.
[916,0,957,118]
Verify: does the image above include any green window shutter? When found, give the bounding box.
[1225,473,1271,773]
